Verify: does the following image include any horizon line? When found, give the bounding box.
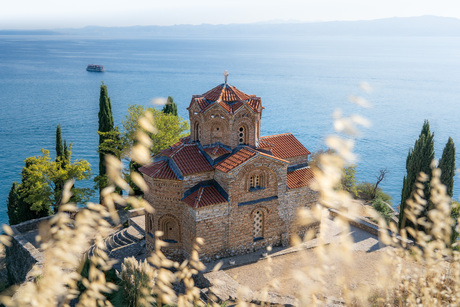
[1,15,459,32]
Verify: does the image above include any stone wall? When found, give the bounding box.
[229,156,287,205]
[189,103,261,148]
[225,200,283,257]
[6,221,46,285]
[284,154,309,166]
[13,215,54,233]
[183,171,214,191]
[282,186,319,234]
[196,209,229,261]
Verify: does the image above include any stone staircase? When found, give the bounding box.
[88,225,145,258]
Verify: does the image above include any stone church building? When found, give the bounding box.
[140,77,318,261]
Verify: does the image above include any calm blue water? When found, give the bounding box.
[1,35,460,226]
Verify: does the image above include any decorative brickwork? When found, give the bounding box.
[141,79,319,262]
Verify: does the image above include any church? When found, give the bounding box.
[140,74,318,261]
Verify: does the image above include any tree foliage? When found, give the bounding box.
[6,182,33,225]
[309,149,358,196]
[356,182,392,205]
[399,120,435,229]
[23,150,92,211]
[94,128,123,192]
[161,96,178,116]
[122,104,189,156]
[98,82,114,136]
[54,125,71,200]
[97,82,116,193]
[439,137,456,198]
[372,197,394,224]
[7,146,92,225]
[56,125,63,163]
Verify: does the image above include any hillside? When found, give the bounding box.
[2,16,460,38]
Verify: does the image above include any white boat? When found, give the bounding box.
[86,64,104,72]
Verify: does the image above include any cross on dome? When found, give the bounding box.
[223,70,229,84]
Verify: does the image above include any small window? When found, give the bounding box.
[253,210,264,239]
[238,126,245,144]
[249,174,264,191]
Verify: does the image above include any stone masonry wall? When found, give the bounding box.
[143,176,187,261]
[281,185,319,241]
[285,154,309,166]
[6,226,44,285]
[226,200,282,257]
[211,156,288,258]
[195,204,229,261]
[189,103,260,148]
[228,156,287,206]
[182,171,214,191]
[214,170,230,193]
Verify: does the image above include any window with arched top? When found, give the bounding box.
[146,214,155,239]
[159,216,180,243]
[194,122,200,142]
[253,210,264,240]
[249,174,265,191]
[238,126,246,144]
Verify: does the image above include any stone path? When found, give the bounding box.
[203,215,393,305]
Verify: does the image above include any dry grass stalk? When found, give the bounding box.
[0,88,459,306]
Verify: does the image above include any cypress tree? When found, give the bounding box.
[64,140,70,164]
[56,125,63,162]
[439,137,456,198]
[162,96,178,116]
[399,120,435,230]
[55,125,65,201]
[97,82,115,193]
[98,82,114,135]
[7,182,20,225]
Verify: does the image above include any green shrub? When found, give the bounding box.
[372,197,393,223]
[357,182,392,205]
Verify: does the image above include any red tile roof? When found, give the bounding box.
[258,133,311,159]
[182,185,227,208]
[287,167,315,189]
[215,147,257,173]
[203,83,251,102]
[160,143,213,176]
[188,84,263,115]
[203,145,231,157]
[139,160,178,180]
[215,147,289,173]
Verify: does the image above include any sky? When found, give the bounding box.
[2,0,460,29]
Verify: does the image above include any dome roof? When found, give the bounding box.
[188,83,263,114]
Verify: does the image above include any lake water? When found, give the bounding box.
[1,35,459,226]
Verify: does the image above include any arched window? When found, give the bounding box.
[194,122,200,142]
[238,126,246,144]
[159,216,180,243]
[253,210,264,239]
[147,214,154,233]
[249,174,264,191]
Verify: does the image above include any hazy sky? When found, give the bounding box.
[2,0,460,29]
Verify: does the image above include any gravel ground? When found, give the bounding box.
[226,249,389,298]
[223,216,420,301]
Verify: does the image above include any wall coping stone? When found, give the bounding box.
[329,208,413,246]
[238,196,277,207]
[128,208,145,218]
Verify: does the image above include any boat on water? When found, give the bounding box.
[86,64,104,72]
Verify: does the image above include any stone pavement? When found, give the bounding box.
[202,214,388,305]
